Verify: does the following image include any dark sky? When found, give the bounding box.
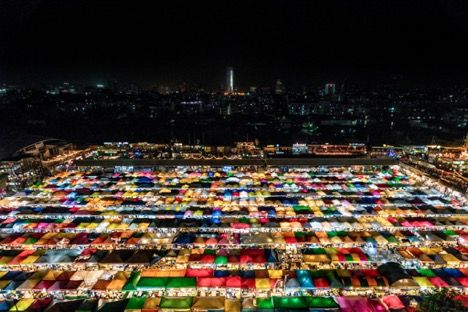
[1,0,468,88]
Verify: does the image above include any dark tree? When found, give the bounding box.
[419,288,465,312]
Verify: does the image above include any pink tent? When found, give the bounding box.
[336,297,374,312]
[369,298,389,312]
[382,296,405,310]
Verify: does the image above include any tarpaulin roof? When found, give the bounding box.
[378,262,412,286]
[191,296,225,310]
[159,297,192,309]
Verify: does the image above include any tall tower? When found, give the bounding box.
[226,67,234,93]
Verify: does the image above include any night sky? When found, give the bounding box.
[1,0,468,88]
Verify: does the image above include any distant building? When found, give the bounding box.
[275,79,285,95]
[292,143,308,155]
[157,85,171,94]
[12,139,74,161]
[226,67,234,93]
[324,83,336,96]
[289,102,314,116]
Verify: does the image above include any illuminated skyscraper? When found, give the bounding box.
[226,67,234,93]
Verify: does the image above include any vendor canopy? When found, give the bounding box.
[378,262,417,287]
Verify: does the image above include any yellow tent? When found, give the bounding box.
[268,270,283,279]
[43,270,64,280]
[106,279,126,290]
[143,297,161,309]
[192,297,225,310]
[413,276,434,287]
[141,269,186,277]
[305,254,330,263]
[8,299,35,311]
[255,278,271,289]
[16,279,41,290]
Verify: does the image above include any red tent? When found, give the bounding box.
[429,277,449,287]
[200,254,215,263]
[197,278,213,288]
[186,269,213,278]
[456,277,468,287]
[34,281,55,290]
[241,278,256,289]
[454,295,468,308]
[228,255,239,263]
[313,278,330,288]
[242,249,264,256]
[197,277,226,288]
[362,269,379,277]
[226,276,241,288]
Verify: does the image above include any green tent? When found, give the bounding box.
[166,277,196,288]
[304,296,338,308]
[273,296,307,309]
[123,272,141,291]
[304,248,326,255]
[136,277,167,290]
[24,237,39,244]
[256,297,274,309]
[443,229,456,236]
[327,231,338,237]
[159,297,193,309]
[214,255,228,265]
[418,268,436,277]
[310,269,330,278]
[293,205,310,213]
[386,236,398,243]
[294,232,306,239]
[125,297,147,310]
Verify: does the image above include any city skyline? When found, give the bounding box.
[2,67,468,91]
